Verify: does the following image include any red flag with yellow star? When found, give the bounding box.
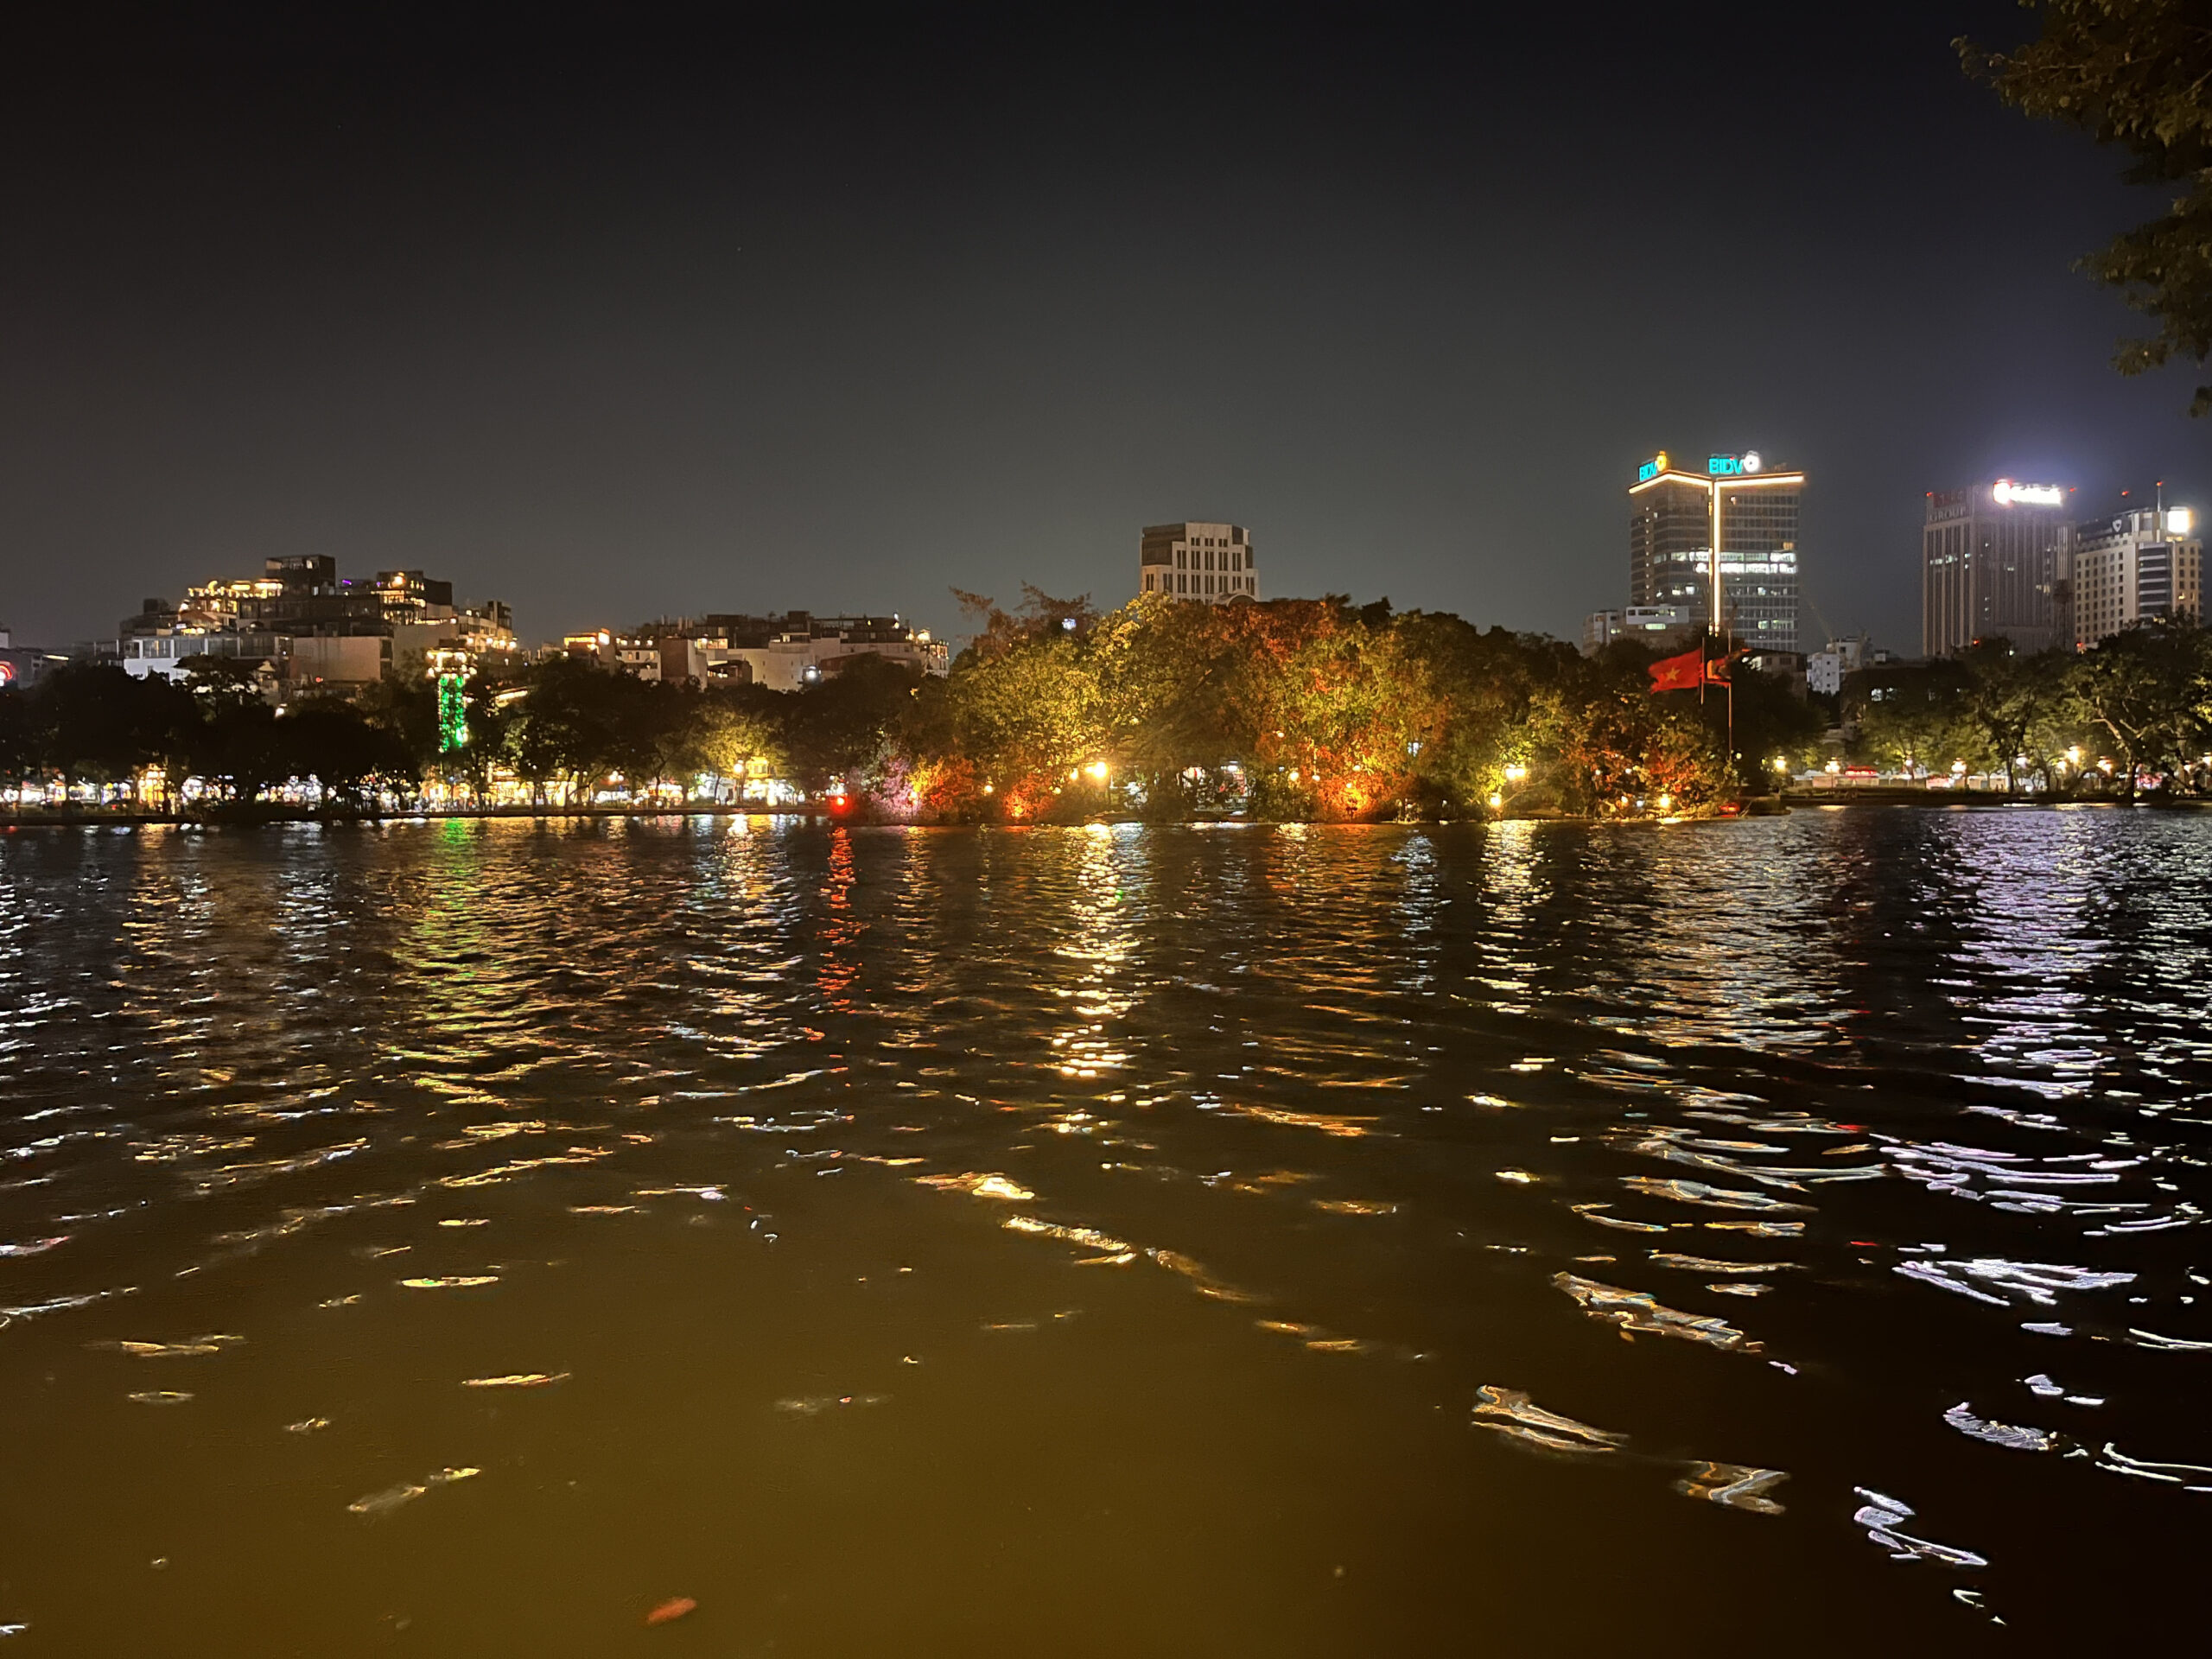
[1647,646,1704,694]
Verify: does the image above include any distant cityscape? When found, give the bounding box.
[1580,449,2202,698]
[1,455,2202,703]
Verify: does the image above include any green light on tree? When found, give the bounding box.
[437,671,468,753]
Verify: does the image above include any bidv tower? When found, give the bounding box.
[1628,450,1803,652]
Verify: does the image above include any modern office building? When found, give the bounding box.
[1626,452,1802,651]
[2070,501,2202,646]
[1921,480,2074,657]
[1140,523,1256,602]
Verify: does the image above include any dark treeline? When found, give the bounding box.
[6,594,2211,819]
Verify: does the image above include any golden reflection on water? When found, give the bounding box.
[1047,825,1137,1083]
[0,814,2209,1649]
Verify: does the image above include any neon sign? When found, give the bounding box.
[1991,479,2063,507]
[1708,451,1764,477]
[1637,450,1669,482]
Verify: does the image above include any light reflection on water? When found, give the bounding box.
[1,812,2209,1652]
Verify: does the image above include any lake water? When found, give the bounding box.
[1,811,2207,1653]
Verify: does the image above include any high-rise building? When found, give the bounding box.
[2070,502,2202,646]
[1140,523,1256,603]
[1921,480,2074,658]
[1626,451,1802,651]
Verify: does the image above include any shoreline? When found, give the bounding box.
[4,795,2207,830]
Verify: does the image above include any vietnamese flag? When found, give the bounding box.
[1647,646,1704,694]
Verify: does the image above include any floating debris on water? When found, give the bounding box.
[399,1275,499,1289]
[645,1597,696,1625]
[127,1390,194,1404]
[461,1372,569,1389]
[285,1418,331,1433]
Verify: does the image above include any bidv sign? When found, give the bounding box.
[1991,479,2063,507]
[1707,451,1764,476]
[1637,451,1669,482]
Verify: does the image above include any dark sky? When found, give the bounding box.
[2,1,2202,652]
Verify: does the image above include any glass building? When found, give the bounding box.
[1627,452,1802,652]
[1922,481,2073,657]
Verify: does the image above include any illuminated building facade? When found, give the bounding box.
[1581,605,1694,656]
[117,556,513,690]
[1140,523,1256,602]
[597,613,951,690]
[1921,480,2073,658]
[1627,452,1803,651]
[2071,503,2202,646]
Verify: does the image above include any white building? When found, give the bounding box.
[2071,504,2200,646]
[581,614,950,690]
[1807,635,1872,696]
[1582,605,1694,655]
[1139,522,1256,602]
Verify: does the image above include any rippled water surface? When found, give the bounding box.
[3,812,2209,1652]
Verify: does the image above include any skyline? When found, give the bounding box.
[3,2,2207,652]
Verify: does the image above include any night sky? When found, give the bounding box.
[3,1,2203,652]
